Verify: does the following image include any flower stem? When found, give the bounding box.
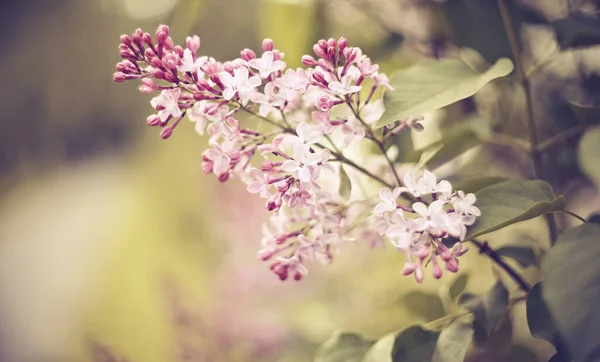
[498,0,558,245]
[561,209,589,224]
[470,238,531,292]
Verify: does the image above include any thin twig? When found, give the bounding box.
[561,209,589,224]
[535,125,587,153]
[470,238,531,292]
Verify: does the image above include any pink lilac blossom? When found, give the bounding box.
[113,25,480,283]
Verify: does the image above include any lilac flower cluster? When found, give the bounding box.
[114,25,479,283]
[374,171,480,283]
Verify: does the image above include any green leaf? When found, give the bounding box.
[452,177,508,195]
[431,319,474,362]
[526,282,560,344]
[578,127,600,187]
[541,224,600,362]
[408,118,488,169]
[314,332,374,362]
[448,274,469,301]
[458,281,509,335]
[338,164,352,199]
[361,334,395,362]
[463,180,565,241]
[495,245,537,267]
[400,291,447,321]
[552,12,600,50]
[391,325,440,362]
[376,58,514,128]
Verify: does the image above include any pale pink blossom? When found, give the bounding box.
[374,187,402,214]
[150,89,182,122]
[246,168,270,198]
[178,49,207,73]
[250,82,285,117]
[248,51,286,78]
[219,67,261,102]
[284,122,323,146]
[328,74,362,96]
[274,68,309,101]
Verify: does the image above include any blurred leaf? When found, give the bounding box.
[448,274,469,301]
[541,224,600,362]
[258,0,315,67]
[578,127,600,187]
[500,345,539,362]
[495,245,537,267]
[441,0,547,63]
[400,291,447,322]
[431,319,473,362]
[361,334,395,362]
[569,102,600,124]
[377,58,513,128]
[452,177,508,194]
[526,282,561,344]
[407,118,489,169]
[391,325,440,362]
[464,180,565,241]
[552,12,600,50]
[338,164,352,199]
[458,281,509,336]
[549,351,571,362]
[315,332,374,362]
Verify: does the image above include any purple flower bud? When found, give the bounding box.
[432,263,443,279]
[146,114,161,126]
[313,44,326,58]
[312,71,326,84]
[318,39,327,49]
[151,57,163,68]
[135,28,144,37]
[165,37,174,50]
[327,46,336,59]
[262,38,274,52]
[401,262,416,276]
[240,48,256,61]
[113,72,127,82]
[163,71,177,83]
[144,48,155,59]
[327,38,336,48]
[218,172,230,183]
[151,70,164,80]
[301,55,317,67]
[160,126,173,139]
[174,45,184,58]
[132,33,143,49]
[414,266,424,283]
[143,32,153,46]
[186,35,201,53]
[446,259,459,273]
[338,37,348,51]
[120,34,132,47]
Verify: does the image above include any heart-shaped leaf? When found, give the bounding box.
[376,58,513,128]
[578,127,600,187]
[552,12,600,50]
[541,224,600,362]
[463,180,565,241]
[431,318,474,362]
[526,282,561,344]
[315,332,374,362]
[392,325,440,362]
[458,281,509,336]
[361,334,395,362]
[452,177,508,195]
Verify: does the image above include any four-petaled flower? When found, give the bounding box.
[328,74,362,95]
[250,82,285,117]
[219,67,261,102]
[246,168,270,198]
[150,89,182,122]
[374,187,402,214]
[248,51,286,78]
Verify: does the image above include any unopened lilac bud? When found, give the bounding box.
[262,38,274,52]
[414,266,424,283]
[135,28,144,37]
[345,48,357,63]
[146,114,161,126]
[240,48,256,61]
[139,78,158,93]
[327,46,336,59]
[313,44,326,58]
[257,248,276,261]
[262,160,274,171]
[163,71,177,83]
[218,172,230,182]
[327,38,336,47]
[293,271,303,281]
[401,262,416,276]
[318,39,327,49]
[144,48,155,59]
[186,35,201,52]
[267,194,283,212]
[119,50,134,59]
[432,263,443,279]
[150,57,163,68]
[156,31,167,46]
[338,37,348,51]
[113,72,127,82]
[156,24,169,39]
[301,55,317,67]
[174,45,184,58]
[312,71,326,84]
[119,44,130,51]
[132,33,143,48]
[152,69,164,79]
[160,126,173,139]
[162,54,178,69]
[446,259,459,273]
[164,37,174,50]
[143,32,153,46]
[120,34,133,47]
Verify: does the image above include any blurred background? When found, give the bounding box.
[0,0,599,361]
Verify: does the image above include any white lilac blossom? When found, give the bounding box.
[113,26,480,282]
